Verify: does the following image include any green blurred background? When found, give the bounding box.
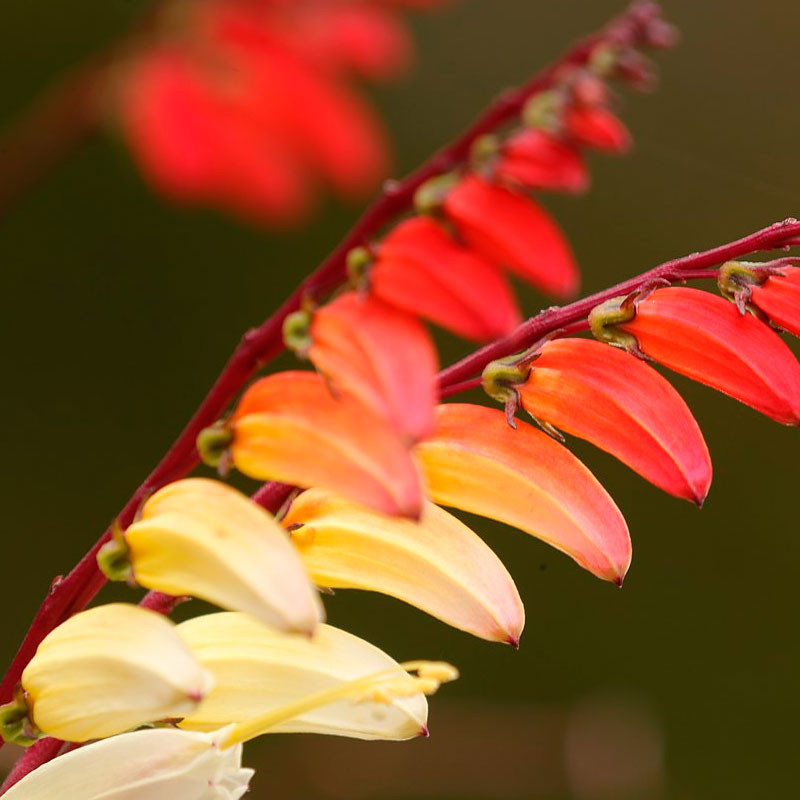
[2,1,799,797]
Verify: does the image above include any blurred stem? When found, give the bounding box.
[0,58,108,215]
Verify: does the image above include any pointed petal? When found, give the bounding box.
[751,266,800,337]
[308,292,438,442]
[126,479,324,632]
[622,287,800,424]
[372,216,522,342]
[3,727,252,800]
[519,338,712,504]
[232,371,424,517]
[283,488,525,644]
[415,404,631,583]
[177,613,428,740]
[443,175,580,299]
[497,129,590,193]
[564,106,632,153]
[20,604,212,743]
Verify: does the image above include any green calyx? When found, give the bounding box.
[481,356,531,407]
[521,90,565,131]
[283,310,313,356]
[346,246,373,289]
[414,173,459,216]
[97,523,133,583]
[588,295,643,354]
[0,686,40,747]
[197,422,234,470]
[470,134,501,174]
[717,260,771,314]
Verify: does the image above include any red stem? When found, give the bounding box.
[0,2,661,733]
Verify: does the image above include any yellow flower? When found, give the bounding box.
[283,488,525,645]
[100,478,324,633]
[177,612,432,740]
[6,604,212,744]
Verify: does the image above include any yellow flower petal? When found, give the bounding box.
[126,478,324,633]
[21,604,212,742]
[177,612,428,741]
[3,726,252,800]
[283,488,525,645]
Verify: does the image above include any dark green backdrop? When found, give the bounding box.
[2,1,798,798]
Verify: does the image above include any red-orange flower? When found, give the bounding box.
[591,287,800,425]
[369,216,522,342]
[287,291,438,442]
[443,175,580,299]
[564,105,632,154]
[749,266,800,337]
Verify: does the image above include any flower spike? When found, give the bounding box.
[2,604,212,744]
[100,479,324,633]
[284,291,438,442]
[202,371,424,518]
[485,338,712,504]
[283,488,525,644]
[415,404,631,584]
[177,613,432,741]
[590,286,800,425]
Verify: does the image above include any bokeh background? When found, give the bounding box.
[2,1,799,797]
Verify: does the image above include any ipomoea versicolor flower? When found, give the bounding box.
[482,337,713,504]
[284,291,438,442]
[590,286,800,425]
[198,371,424,518]
[283,488,525,644]
[1,604,212,744]
[2,726,253,800]
[4,649,458,798]
[415,403,631,584]
[98,479,324,633]
[176,612,430,740]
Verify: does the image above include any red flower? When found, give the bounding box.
[496,129,589,194]
[370,216,522,341]
[443,175,580,299]
[749,266,800,337]
[564,105,632,153]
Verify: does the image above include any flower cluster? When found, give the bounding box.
[108,0,444,225]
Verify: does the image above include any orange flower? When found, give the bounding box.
[286,291,438,442]
[416,404,631,584]
[564,105,632,153]
[200,371,424,518]
[591,287,800,425]
[485,338,712,504]
[749,266,800,337]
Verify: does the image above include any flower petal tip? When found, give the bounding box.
[506,635,521,650]
[419,724,430,738]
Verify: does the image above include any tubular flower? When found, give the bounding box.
[441,174,580,299]
[282,488,525,644]
[200,371,424,518]
[1,604,212,744]
[745,266,800,337]
[590,287,800,425]
[415,404,631,584]
[284,291,438,442]
[99,479,324,633]
[484,338,712,504]
[563,105,632,153]
[177,613,429,740]
[495,129,590,193]
[2,726,253,800]
[366,216,522,341]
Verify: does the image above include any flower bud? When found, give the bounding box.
[177,613,429,740]
[102,478,324,633]
[2,726,252,800]
[564,105,632,153]
[12,604,212,743]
